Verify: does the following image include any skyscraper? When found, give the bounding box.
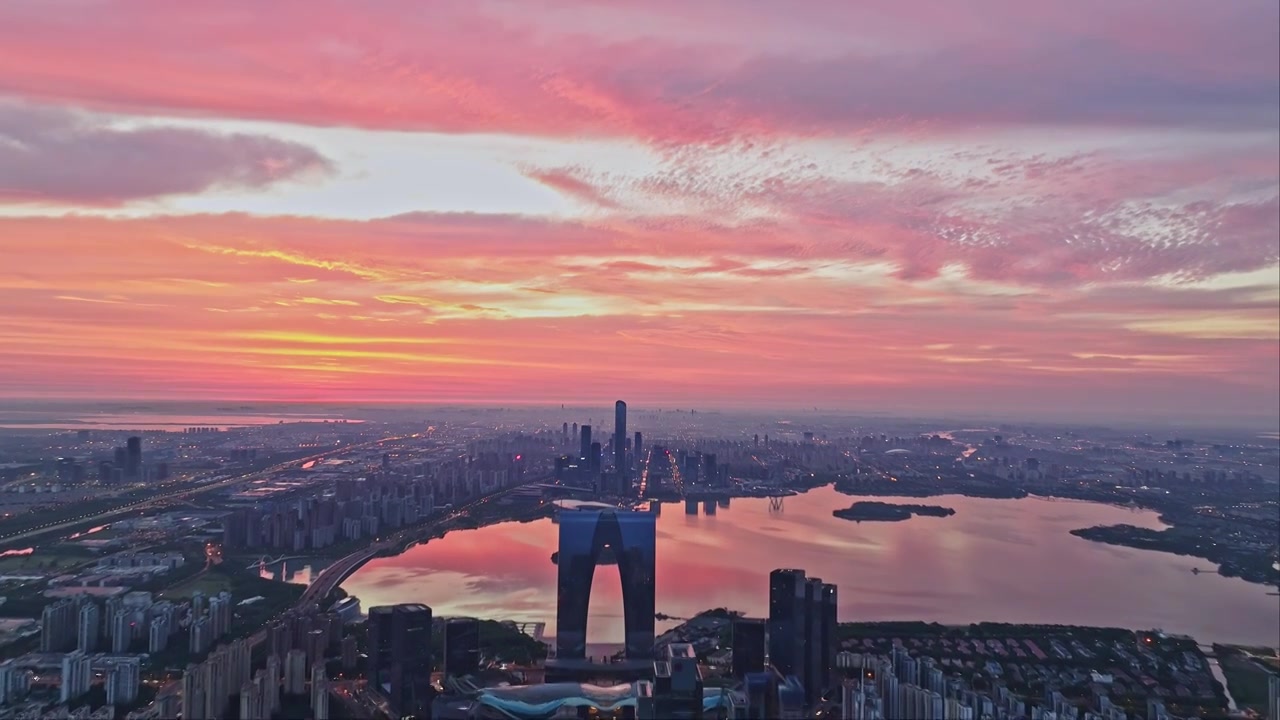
[555,509,655,661]
[768,569,806,678]
[444,617,480,678]
[731,618,767,678]
[368,604,433,717]
[126,436,142,478]
[614,400,627,480]
[580,424,592,465]
[804,576,825,705]
[821,583,838,690]
[634,431,643,468]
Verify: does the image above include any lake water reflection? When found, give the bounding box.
[341,485,1280,646]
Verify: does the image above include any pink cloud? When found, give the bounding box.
[0,101,330,205]
[0,1,1273,141]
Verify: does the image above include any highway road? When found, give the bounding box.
[0,435,408,546]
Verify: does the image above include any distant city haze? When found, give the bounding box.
[0,2,1276,427]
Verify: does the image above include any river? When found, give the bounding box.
[341,485,1280,647]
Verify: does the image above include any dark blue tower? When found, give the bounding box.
[614,400,627,481]
[555,508,655,661]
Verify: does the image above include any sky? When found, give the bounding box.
[0,0,1277,427]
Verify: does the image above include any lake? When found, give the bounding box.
[340,485,1280,647]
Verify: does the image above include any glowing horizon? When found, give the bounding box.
[0,1,1277,427]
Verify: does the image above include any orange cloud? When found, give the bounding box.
[0,212,1274,424]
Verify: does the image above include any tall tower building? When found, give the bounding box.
[614,400,627,481]
[368,604,433,718]
[821,583,838,689]
[444,618,480,678]
[126,436,142,478]
[768,569,806,678]
[580,425,592,464]
[731,618,767,678]
[804,576,825,705]
[634,431,643,469]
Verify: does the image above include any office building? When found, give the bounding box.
[821,583,838,688]
[652,643,703,719]
[555,509,656,661]
[634,431,643,468]
[614,400,627,481]
[444,617,481,678]
[126,436,142,478]
[579,425,592,464]
[60,650,92,704]
[804,576,825,705]
[769,568,838,705]
[768,569,806,677]
[368,604,434,717]
[731,618,767,678]
[590,441,602,474]
[77,601,99,653]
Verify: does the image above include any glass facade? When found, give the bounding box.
[555,509,656,660]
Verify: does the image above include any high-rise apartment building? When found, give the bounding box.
[284,648,308,695]
[106,657,141,706]
[40,599,76,652]
[311,663,330,720]
[59,650,92,704]
[76,602,99,653]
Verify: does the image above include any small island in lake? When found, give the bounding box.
[834,501,956,522]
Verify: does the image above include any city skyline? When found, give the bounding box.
[0,1,1277,427]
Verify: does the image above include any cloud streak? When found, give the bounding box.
[0,101,330,205]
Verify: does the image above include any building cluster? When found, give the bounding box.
[0,583,249,716]
[551,401,641,496]
[219,446,537,553]
[40,591,183,659]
